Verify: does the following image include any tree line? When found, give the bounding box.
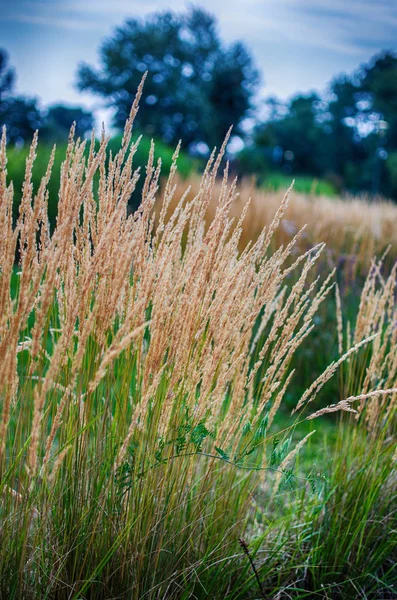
[0,49,94,145]
[1,6,397,198]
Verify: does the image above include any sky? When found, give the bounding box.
[1,0,397,124]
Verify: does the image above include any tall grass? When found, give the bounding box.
[165,176,397,279]
[261,267,397,598]
[0,81,396,599]
[6,130,195,233]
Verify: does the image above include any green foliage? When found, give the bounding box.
[244,51,397,199]
[77,6,259,150]
[263,172,337,196]
[386,151,397,196]
[40,104,94,143]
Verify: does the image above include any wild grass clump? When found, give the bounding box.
[0,79,396,599]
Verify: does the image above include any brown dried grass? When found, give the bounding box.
[163,175,397,278]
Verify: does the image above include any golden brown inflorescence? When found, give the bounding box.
[162,175,397,281]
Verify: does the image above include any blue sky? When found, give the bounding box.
[1,0,396,121]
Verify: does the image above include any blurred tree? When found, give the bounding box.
[0,48,42,145]
[386,152,397,197]
[327,52,397,194]
[243,51,397,198]
[326,78,359,175]
[360,53,397,145]
[0,49,15,100]
[0,97,42,145]
[40,105,94,142]
[77,6,259,152]
[249,94,328,177]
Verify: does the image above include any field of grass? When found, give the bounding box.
[0,88,397,599]
[167,176,397,276]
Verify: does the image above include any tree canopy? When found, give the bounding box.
[0,49,42,145]
[77,6,259,152]
[40,105,95,143]
[242,52,397,198]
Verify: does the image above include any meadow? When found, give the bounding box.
[0,83,397,599]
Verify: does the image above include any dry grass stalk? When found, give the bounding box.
[341,257,397,432]
[0,74,341,481]
[161,175,397,278]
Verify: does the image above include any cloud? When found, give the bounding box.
[3,0,396,56]
[215,0,397,55]
[2,0,173,31]
[4,12,104,31]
